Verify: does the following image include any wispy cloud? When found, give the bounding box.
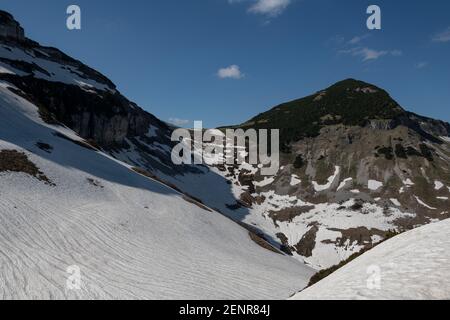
[248,0,291,17]
[168,118,190,127]
[432,27,450,43]
[340,47,402,62]
[355,48,388,61]
[390,50,403,57]
[348,34,370,45]
[415,61,429,69]
[228,0,291,17]
[334,34,402,62]
[217,65,244,79]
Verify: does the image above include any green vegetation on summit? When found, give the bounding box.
[230,79,405,146]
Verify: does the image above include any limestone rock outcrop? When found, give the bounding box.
[0,10,25,42]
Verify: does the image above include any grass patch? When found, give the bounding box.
[0,149,53,184]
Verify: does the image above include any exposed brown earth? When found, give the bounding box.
[269,206,315,227]
[327,227,386,248]
[294,225,319,258]
[0,149,53,184]
[248,232,282,255]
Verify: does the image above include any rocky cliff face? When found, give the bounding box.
[1,11,449,271]
[207,79,450,268]
[0,12,168,148]
[0,10,24,42]
[101,77,450,270]
[0,10,198,181]
[2,75,162,147]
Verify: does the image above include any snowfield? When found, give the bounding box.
[0,45,112,91]
[0,83,314,299]
[292,218,450,300]
[127,134,417,270]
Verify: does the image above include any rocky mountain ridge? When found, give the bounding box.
[0,12,169,148]
[0,12,314,298]
[1,11,450,270]
[0,10,24,42]
[215,80,450,268]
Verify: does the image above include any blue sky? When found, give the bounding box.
[2,0,450,127]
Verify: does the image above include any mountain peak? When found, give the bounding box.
[236,78,406,143]
[0,10,25,42]
[330,78,371,86]
[325,78,383,94]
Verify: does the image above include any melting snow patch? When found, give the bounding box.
[368,180,383,191]
[440,136,450,143]
[403,179,415,186]
[434,181,444,191]
[337,178,352,191]
[312,166,340,192]
[239,162,258,175]
[0,63,19,75]
[414,196,437,210]
[437,197,448,201]
[390,199,401,207]
[254,177,275,188]
[290,175,301,187]
[0,46,112,91]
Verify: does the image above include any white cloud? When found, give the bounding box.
[358,48,388,61]
[168,118,190,127]
[415,61,429,69]
[340,47,402,62]
[348,34,370,45]
[390,49,403,57]
[217,65,244,79]
[228,0,291,17]
[249,0,291,17]
[335,35,402,62]
[432,27,450,43]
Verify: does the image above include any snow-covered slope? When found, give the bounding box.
[110,83,450,271]
[0,82,314,299]
[0,44,112,92]
[292,218,450,300]
[3,9,449,273]
[2,11,448,299]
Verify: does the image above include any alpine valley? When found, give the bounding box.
[0,10,449,299]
